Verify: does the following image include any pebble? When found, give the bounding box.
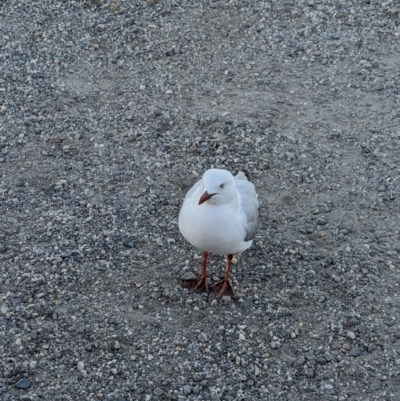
[15,378,31,389]
[77,361,84,371]
[183,385,192,395]
[348,346,364,357]
[383,318,394,327]
[153,387,163,396]
[296,355,306,366]
[241,297,253,309]
[1,306,8,314]
[151,291,162,299]
[315,217,327,225]
[123,239,134,248]
[198,332,208,342]
[347,331,356,340]
[181,272,197,281]
[270,341,281,349]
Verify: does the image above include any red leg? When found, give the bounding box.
[182,251,210,293]
[210,254,236,298]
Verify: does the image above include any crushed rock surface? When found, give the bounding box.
[1,0,400,400]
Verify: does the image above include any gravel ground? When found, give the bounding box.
[1,0,400,400]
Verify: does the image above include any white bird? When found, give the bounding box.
[179,168,259,297]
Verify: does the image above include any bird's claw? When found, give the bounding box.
[182,277,210,293]
[210,279,236,298]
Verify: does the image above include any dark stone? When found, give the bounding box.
[296,355,306,366]
[15,378,31,389]
[241,297,253,310]
[349,346,363,357]
[153,387,163,397]
[315,217,327,225]
[43,186,55,195]
[383,319,394,327]
[123,239,134,248]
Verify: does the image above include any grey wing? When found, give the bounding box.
[235,173,259,241]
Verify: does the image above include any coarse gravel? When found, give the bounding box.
[1,0,400,400]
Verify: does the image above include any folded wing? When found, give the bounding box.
[235,172,259,242]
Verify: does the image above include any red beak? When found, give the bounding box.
[198,191,215,205]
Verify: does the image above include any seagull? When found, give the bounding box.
[179,168,259,297]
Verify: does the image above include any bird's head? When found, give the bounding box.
[198,169,236,206]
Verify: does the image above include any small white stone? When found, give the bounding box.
[29,361,37,369]
[239,333,246,341]
[347,331,356,340]
[77,361,84,371]
[1,306,8,314]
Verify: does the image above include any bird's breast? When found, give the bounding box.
[179,202,250,254]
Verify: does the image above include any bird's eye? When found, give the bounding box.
[219,183,225,189]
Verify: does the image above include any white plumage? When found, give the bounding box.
[179,168,259,297]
